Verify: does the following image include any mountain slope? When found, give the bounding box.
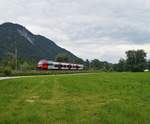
[0,22,80,62]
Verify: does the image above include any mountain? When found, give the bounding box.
[0,22,81,63]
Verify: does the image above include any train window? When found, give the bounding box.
[55,64,62,67]
[67,65,70,68]
[48,64,53,66]
[55,64,58,67]
[67,65,72,68]
[76,65,79,68]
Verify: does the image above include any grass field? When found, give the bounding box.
[0,73,150,124]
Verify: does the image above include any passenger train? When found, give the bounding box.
[37,60,84,70]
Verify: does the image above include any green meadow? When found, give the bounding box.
[0,73,150,124]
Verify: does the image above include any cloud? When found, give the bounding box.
[0,0,150,62]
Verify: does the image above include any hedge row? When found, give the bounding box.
[0,70,101,77]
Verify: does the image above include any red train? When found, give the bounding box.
[37,60,84,70]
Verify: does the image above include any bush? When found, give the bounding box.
[0,67,3,73]
[3,67,12,76]
[20,62,30,71]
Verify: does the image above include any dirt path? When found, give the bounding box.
[0,77,21,80]
[0,73,95,81]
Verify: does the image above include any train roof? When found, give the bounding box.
[38,60,83,66]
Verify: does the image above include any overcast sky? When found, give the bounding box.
[0,0,150,63]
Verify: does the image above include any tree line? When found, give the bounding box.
[0,49,149,75]
[114,49,149,72]
[54,49,150,72]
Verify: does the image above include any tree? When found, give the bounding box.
[90,59,113,71]
[91,59,101,70]
[90,59,105,70]
[116,58,127,72]
[20,62,30,71]
[74,58,84,64]
[126,49,147,72]
[101,61,113,71]
[84,59,90,70]
[1,55,15,69]
[3,66,12,76]
[55,53,69,62]
[147,60,150,70]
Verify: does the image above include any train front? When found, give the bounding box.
[37,60,49,70]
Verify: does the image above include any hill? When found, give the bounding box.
[0,22,81,62]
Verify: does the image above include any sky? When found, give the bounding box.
[0,0,150,63]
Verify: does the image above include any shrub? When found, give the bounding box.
[0,67,3,73]
[20,62,30,71]
[3,67,12,76]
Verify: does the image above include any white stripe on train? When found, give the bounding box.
[37,60,84,70]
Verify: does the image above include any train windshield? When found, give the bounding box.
[38,60,48,65]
